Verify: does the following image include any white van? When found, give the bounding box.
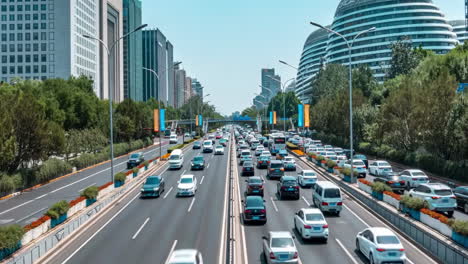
[202,140,214,153]
[169,134,178,144]
[312,181,342,216]
[169,149,184,169]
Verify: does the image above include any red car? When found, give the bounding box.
[216,134,222,139]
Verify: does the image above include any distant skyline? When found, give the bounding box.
[142,0,464,115]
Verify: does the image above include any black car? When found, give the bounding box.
[245,176,264,197]
[191,156,205,170]
[267,160,284,180]
[373,172,406,193]
[277,176,300,200]
[140,175,165,198]
[127,152,144,169]
[454,186,468,213]
[193,141,202,149]
[241,161,255,176]
[242,196,267,224]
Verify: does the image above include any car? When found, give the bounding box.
[336,155,348,168]
[250,140,260,150]
[192,141,202,149]
[369,160,393,176]
[373,171,407,193]
[408,183,457,216]
[239,150,252,165]
[241,161,255,176]
[219,138,228,146]
[267,160,284,180]
[262,231,299,264]
[343,159,367,178]
[294,208,328,242]
[169,134,178,144]
[127,152,144,169]
[215,145,225,155]
[168,149,184,169]
[202,140,214,153]
[242,195,267,223]
[354,154,368,167]
[215,134,222,139]
[257,155,271,169]
[312,181,342,215]
[356,227,406,264]
[208,135,216,144]
[283,157,296,171]
[167,249,204,264]
[333,147,344,156]
[297,170,317,187]
[190,156,205,170]
[261,150,272,156]
[245,176,264,196]
[184,132,191,138]
[277,176,300,200]
[237,144,250,157]
[398,169,429,189]
[343,148,356,159]
[323,151,337,161]
[255,146,265,156]
[140,175,165,198]
[177,175,197,197]
[276,149,288,160]
[453,186,468,213]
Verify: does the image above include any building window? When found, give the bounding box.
[25,33,30,40]
[25,5,30,11]
[40,4,46,10]
[40,22,46,29]
[18,55,23,63]
[25,44,30,51]
[40,32,46,40]
[1,56,6,63]
[41,65,46,73]
[41,54,46,62]
[17,24,22,30]
[25,23,30,30]
[17,14,22,21]
[25,14,30,20]
[1,67,7,74]
[33,54,38,62]
[1,44,7,52]
[9,5,14,11]
[33,4,38,11]
[17,33,23,41]
[1,34,6,41]
[40,43,46,51]
[25,55,30,62]
[25,66,30,73]
[40,14,46,20]
[17,44,22,52]
[33,65,39,73]
[9,33,14,41]
[33,32,38,40]
[9,44,14,52]
[9,55,14,63]
[10,66,15,74]
[18,66,23,74]
[33,43,38,51]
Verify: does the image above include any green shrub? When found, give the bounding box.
[129,139,144,151]
[46,200,70,219]
[36,158,72,182]
[0,174,22,193]
[0,225,25,250]
[358,142,372,153]
[450,220,468,236]
[142,160,149,167]
[168,144,184,153]
[371,182,392,193]
[143,137,153,147]
[316,155,325,161]
[114,172,126,183]
[327,160,337,168]
[70,153,98,169]
[132,167,139,173]
[400,195,426,210]
[341,167,352,176]
[81,186,99,200]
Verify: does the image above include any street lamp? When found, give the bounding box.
[279,60,299,71]
[83,23,147,183]
[310,21,376,183]
[254,94,268,131]
[267,75,295,132]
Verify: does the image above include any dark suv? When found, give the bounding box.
[277,176,300,200]
[242,196,266,224]
[267,160,284,180]
[241,161,255,176]
[127,152,144,169]
[245,176,264,197]
[373,172,406,193]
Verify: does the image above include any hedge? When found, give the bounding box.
[326,160,337,169]
[341,167,352,176]
[371,182,392,193]
[114,172,126,183]
[400,195,426,211]
[81,186,99,200]
[36,158,72,182]
[449,219,468,236]
[0,225,24,250]
[45,200,70,219]
[0,174,22,194]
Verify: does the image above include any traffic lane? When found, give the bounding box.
[0,138,180,226]
[65,145,203,264]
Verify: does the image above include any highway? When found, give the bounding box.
[235,151,438,264]
[40,137,231,264]
[0,137,181,227]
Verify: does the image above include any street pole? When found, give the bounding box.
[83,24,147,183]
[310,22,375,183]
[267,76,295,132]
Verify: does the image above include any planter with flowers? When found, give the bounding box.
[68,196,86,217]
[450,219,468,248]
[316,155,324,166]
[333,166,341,175]
[341,168,352,183]
[22,215,50,244]
[371,182,391,201]
[358,179,373,194]
[419,208,452,237]
[81,186,99,206]
[46,200,70,228]
[114,172,126,188]
[326,160,336,173]
[400,195,425,221]
[132,167,139,177]
[0,225,24,261]
[98,182,114,199]
[383,191,401,210]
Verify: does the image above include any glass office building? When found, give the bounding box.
[450,20,468,44]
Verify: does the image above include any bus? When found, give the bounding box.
[269,133,286,155]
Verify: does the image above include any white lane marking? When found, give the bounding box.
[335,238,359,264]
[218,140,232,264]
[188,198,196,212]
[261,176,265,181]
[0,200,34,215]
[165,240,178,264]
[131,217,150,240]
[15,207,47,223]
[79,183,96,192]
[163,187,173,199]
[34,194,47,200]
[207,163,210,169]
[200,176,205,185]
[301,196,310,207]
[270,197,279,212]
[62,192,140,264]
[181,169,187,175]
[343,205,370,228]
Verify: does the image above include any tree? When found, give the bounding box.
[241,107,259,118]
[388,38,430,79]
[310,64,348,104]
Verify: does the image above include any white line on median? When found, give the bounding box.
[15,207,47,223]
[270,197,279,212]
[79,183,96,192]
[188,198,196,212]
[301,196,310,207]
[165,240,178,264]
[163,187,173,199]
[207,163,210,169]
[200,176,205,184]
[335,238,359,264]
[182,169,187,175]
[34,194,47,200]
[131,217,150,240]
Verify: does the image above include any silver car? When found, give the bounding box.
[262,231,299,264]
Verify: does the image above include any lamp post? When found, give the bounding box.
[310,21,376,183]
[198,94,210,135]
[254,93,268,131]
[259,85,275,130]
[83,23,147,183]
[267,75,295,132]
[184,89,193,135]
[279,60,299,71]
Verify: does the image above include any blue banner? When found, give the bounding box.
[199,115,203,126]
[457,83,468,94]
[298,104,304,127]
[269,112,273,125]
[160,109,166,131]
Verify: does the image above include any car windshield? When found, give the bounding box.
[246,198,263,207]
[170,155,180,160]
[305,213,324,221]
[271,238,294,248]
[271,163,283,168]
[412,172,426,176]
[355,155,366,159]
[203,142,211,146]
[130,154,140,159]
[194,157,203,162]
[282,180,296,186]
[180,178,193,184]
[145,178,160,185]
[241,152,251,156]
[324,188,340,198]
[216,146,223,149]
[304,172,316,177]
[353,161,365,166]
[376,235,400,244]
[434,189,453,196]
[379,162,390,166]
[249,178,262,184]
[285,158,294,162]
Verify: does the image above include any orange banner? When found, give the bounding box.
[273,111,277,125]
[153,109,159,132]
[195,115,199,127]
[304,104,310,128]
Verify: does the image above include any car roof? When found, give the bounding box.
[422,183,450,189]
[169,249,198,261]
[406,169,424,173]
[302,170,315,174]
[368,227,396,236]
[246,195,263,202]
[270,160,283,164]
[180,174,194,179]
[316,181,339,188]
[249,176,262,181]
[269,231,293,238]
[301,208,322,214]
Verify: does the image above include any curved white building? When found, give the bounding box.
[450,20,468,44]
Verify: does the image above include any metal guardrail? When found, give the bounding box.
[226,134,234,264]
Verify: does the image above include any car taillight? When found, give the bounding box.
[431,196,440,200]
[281,186,287,190]
[399,181,405,184]
[259,161,263,163]
[280,168,284,171]
[399,248,405,251]
[337,202,343,206]
[322,202,328,206]
[412,178,418,181]
[304,225,312,229]
[269,252,276,259]
[293,252,298,259]
[450,195,456,199]
[267,161,270,164]
[260,209,266,213]
[376,248,386,252]
[322,224,329,228]
[353,166,356,168]
[388,181,395,184]
[294,186,299,190]
[244,209,251,213]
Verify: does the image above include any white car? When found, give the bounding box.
[297,170,317,187]
[283,157,296,171]
[261,150,271,156]
[336,155,348,168]
[356,227,406,264]
[262,231,299,264]
[167,249,203,264]
[177,175,197,197]
[333,148,344,155]
[294,208,328,242]
[169,134,178,144]
[398,169,429,189]
[214,145,224,155]
[344,159,367,178]
[255,146,265,156]
[408,183,457,216]
[368,160,393,176]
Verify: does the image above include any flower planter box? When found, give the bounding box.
[342,175,352,183]
[22,229,34,245]
[86,198,97,207]
[139,167,145,175]
[0,242,21,261]
[50,213,67,228]
[333,169,341,175]
[126,175,132,182]
[316,161,321,166]
[358,181,372,194]
[41,219,51,233]
[452,232,468,248]
[144,165,148,170]
[133,172,138,177]
[420,213,452,236]
[383,194,400,209]
[402,206,420,221]
[372,191,383,201]
[321,163,327,169]
[327,167,333,173]
[114,181,124,188]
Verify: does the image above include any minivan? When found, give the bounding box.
[312,181,342,216]
[168,149,184,169]
[267,160,284,180]
[169,134,178,144]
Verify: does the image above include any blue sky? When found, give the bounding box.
[142,0,463,115]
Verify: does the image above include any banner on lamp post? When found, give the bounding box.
[153,109,160,132]
[269,112,273,125]
[298,104,304,128]
[304,104,310,128]
[195,115,199,127]
[160,109,166,131]
[273,111,277,125]
[199,115,203,126]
